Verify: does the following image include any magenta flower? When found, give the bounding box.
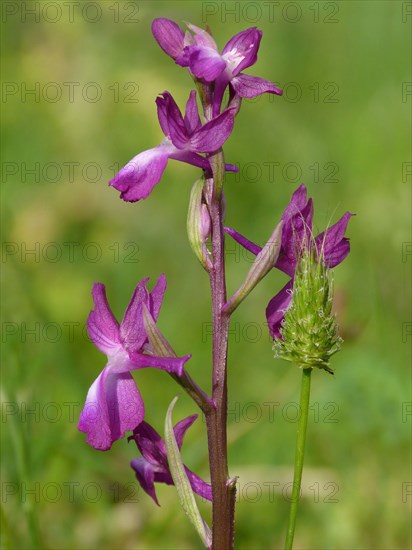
[129,416,212,505]
[109,90,236,202]
[78,275,190,451]
[225,184,352,339]
[152,19,282,114]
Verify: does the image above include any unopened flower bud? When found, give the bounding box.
[273,249,342,373]
[200,203,211,242]
[187,177,212,271]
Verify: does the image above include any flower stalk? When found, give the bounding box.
[284,367,312,550]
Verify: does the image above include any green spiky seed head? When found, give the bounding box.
[273,248,342,374]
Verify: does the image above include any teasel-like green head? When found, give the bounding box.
[273,247,343,374]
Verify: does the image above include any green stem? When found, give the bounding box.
[284,367,312,550]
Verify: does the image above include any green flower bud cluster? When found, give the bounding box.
[273,248,342,373]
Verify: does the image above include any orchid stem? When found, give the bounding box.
[284,367,312,550]
[170,371,214,414]
[197,81,235,549]
[204,159,236,550]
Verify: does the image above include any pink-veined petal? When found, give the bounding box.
[315,212,353,268]
[189,108,235,152]
[78,365,145,451]
[266,280,293,340]
[157,92,188,148]
[87,283,121,356]
[231,74,282,98]
[173,414,198,449]
[184,90,201,134]
[147,273,167,323]
[109,145,173,202]
[187,46,226,82]
[186,22,219,50]
[120,278,150,353]
[151,18,185,60]
[131,457,160,505]
[222,27,262,76]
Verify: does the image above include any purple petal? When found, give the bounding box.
[280,189,314,267]
[231,74,282,98]
[184,90,201,134]
[151,18,185,60]
[222,27,262,76]
[87,283,121,356]
[128,351,190,377]
[169,149,211,170]
[173,414,198,449]
[266,280,293,340]
[131,421,167,459]
[120,278,150,353]
[281,184,309,225]
[189,108,235,153]
[187,45,226,82]
[148,274,167,323]
[185,468,213,501]
[211,75,230,117]
[157,92,188,149]
[186,23,218,50]
[78,366,144,451]
[131,458,160,505]
[224,227,262,257]
[109,145,172,202]
[156,95,169,137]
[315,212,353,268]
[274,253,296,278]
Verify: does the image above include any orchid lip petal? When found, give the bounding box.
[109,145,173,203]
[78,365,145,451]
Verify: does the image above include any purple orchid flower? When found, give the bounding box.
[78,275,190,451]
[129,416,212,505]
[225,184,352,339]
[109,90,236,202]
[152,19,282,115]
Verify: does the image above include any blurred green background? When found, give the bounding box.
[1,1,411,548]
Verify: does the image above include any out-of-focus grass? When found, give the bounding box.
[1,1,410,548]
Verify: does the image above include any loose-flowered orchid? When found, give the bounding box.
[129,416,212,505]
[78,275,190,451]
[225,184,352,339]
[152,19,282,114]
[109,90,236,202]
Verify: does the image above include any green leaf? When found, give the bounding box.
[164,397,211,548]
